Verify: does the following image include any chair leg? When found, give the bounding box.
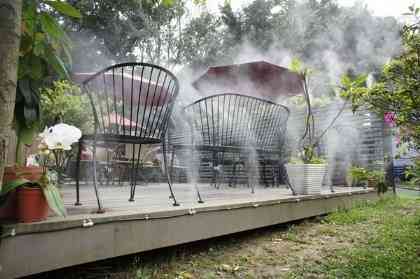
[229,161,238,187]
[246,158,255,194]
[129,143,140,202]
[75,140,82,206]
[271,165,277,187]
[261,160,269,188]
[92,137,104,213]
[189,146,204,203]
[162,141,180,206]
[170,148,176,183]
[326,170,335,193]
[195,182,204,203]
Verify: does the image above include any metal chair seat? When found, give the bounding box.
[81,134,161,145]
[172,143,280,154]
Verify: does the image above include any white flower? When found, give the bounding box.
[39,123,82,150]
[26,154,39,167]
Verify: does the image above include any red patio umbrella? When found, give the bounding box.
[192,61,304,100]
[104,113,140,128]
[72,72,171,106]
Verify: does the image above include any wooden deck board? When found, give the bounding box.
[62,183,365,215]
[0,183,376,278]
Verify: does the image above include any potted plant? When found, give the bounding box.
[367,170,387,194]
[286,59,370,195]
[0,2,81,221]
[1,123,81,222]
[347,166,369,187]
[286,146,327,195]
[286,59,350,195]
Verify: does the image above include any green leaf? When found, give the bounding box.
[29,55,44,80]
[17,79,41,126]
[290,57,302,73]
[33,33,46,56]
[45,49,70,79]
[40,13,66,41]
[42,184,67,217]
[162,0,174,7]
[18,79,35,105]
[1,179,31,195]
[45,1,82,18]
[62,43,73,66]
[19,118,39,145]
[22,1,37,34]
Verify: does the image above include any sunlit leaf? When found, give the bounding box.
[62,44,73,65]
[40,12,66,41]
[290,57,302,73]
[162,0,174,7]
[45,1,82,18]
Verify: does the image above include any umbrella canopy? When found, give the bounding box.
[192,61,304,100]
[104,113,140,128]
[72,72,171,106]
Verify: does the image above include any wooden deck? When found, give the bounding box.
[65,183,357,215]
[0,183,377,278]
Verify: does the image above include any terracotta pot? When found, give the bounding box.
[3,166,43,182]
[16,187,49,223]
[0,190,18,220]
[1,166,43,221]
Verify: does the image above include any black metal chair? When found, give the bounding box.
[171,93,294,202]
[75,62,180,212]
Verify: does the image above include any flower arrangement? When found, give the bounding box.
[37,124,82,178]
[1,123,81,222]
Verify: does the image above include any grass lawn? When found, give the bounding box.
[35,195,420,279]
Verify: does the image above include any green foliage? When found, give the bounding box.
[40,80,92,133]
[299,197,420,279]
[343,6,420,150]
[67,0,186,67]
[0,178,33,196]
[368,170,387,194]
[349,166,369,184]
[41,172,67,217]
[177,12,225,67]
[15,0,80,165]
[405,158,420,187]
[288,155,326,165]
[339,73,368,113]
[44,1,82,18]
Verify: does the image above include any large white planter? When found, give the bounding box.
[285,163,327,195]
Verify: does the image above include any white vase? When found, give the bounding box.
[285,163,327,195]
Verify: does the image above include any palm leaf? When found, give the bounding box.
[42,184,67,217]
[1,178,31,195]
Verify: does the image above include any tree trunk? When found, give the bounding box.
[0,0,22,188]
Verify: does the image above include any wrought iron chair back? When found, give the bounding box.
[75,62,180,211]
[83,62,178,143]
[184,93,289,151]
[173,93,291,202]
